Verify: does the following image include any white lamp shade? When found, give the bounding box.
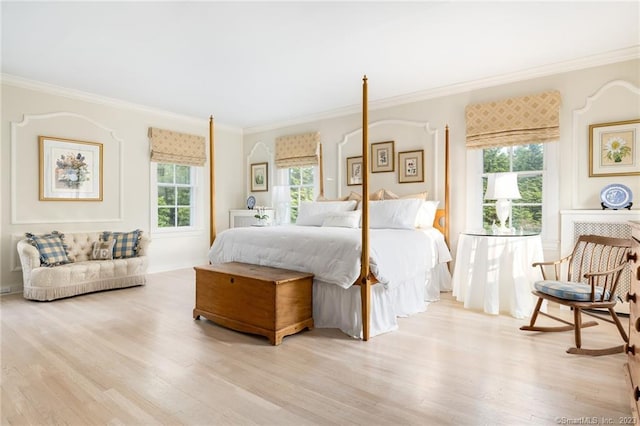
[485,172,522,200]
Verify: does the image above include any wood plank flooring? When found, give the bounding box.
[1,268,631,425]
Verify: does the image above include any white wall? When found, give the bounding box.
[243,60,640,260]
[1,80,244,292]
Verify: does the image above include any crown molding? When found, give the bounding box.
[244,45,640,135]
[0,73,243,134]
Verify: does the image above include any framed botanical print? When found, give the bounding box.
[346,156,363,186]
[39,136,103,201]
[398,150,424,183]
[251,162,268,192]
[589,119,640,177]
[371,140,394,173]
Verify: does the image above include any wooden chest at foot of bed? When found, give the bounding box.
[193,262,314,345]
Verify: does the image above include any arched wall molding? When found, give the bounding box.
[245,140,274,196]
[571,79,640,207]
[337,119,440,199]
[11,111,125,223]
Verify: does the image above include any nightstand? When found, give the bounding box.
[229,209,274,228]
[452,232,544,318]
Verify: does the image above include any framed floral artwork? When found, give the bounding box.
[251,162,268,192]
[371,140,394,173]
[346,156,363,186]
[398,150,424,183]
[39,136,103,201]
[589,119,640,177]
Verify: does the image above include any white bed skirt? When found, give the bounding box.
[313,263,452,338]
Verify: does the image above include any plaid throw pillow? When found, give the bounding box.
[101,229,142,259]
[25,231,70,267]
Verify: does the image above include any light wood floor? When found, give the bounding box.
[1,268,632,425]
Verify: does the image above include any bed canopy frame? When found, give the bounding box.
[207,76,450,341]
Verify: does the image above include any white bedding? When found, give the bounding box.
[207,224,452,338]
[208,225,451,289]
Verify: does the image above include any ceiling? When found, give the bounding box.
[2,1,639,131]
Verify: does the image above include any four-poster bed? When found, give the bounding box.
[204,76,451,341]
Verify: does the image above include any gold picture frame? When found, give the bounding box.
[371,140,394,173]
[39,136,103,201]
[250,162,268,192]
[589,119,640,177]
[398,150,424,183]
[346,156,363,186]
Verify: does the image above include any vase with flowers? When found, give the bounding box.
[254,206,269,226]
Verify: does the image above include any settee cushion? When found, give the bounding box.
[91,239,116,260]
[102,229,142,259]
[25,231,69,267]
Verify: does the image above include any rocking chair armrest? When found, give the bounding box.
[583,262,628,279]
[532,254,572,268]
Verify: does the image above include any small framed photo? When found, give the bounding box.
[398,150,424,184]
[346,156,363,186]
[371,140,394,173]
[39,136,103,201]
[589,119,640,177]
[251,162,268,192]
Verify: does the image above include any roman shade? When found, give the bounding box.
[465,90,561,149]
[275,132,320,168]
[148,127,206,166]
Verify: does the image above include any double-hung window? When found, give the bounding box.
[286,166,317,223]
[155,163,196,229]
[482,144,544,232]
[148,127,205,233]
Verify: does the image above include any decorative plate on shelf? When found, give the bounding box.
[600,183,633,209]
[246,195,256,209]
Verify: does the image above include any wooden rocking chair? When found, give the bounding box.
[520,234,632,356]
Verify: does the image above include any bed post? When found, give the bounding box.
[319,143,325,198]
[444,124,450,248]
[360,75,371,341]
[209,115,216,246]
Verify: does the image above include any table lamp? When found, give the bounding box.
[484,172,521,234]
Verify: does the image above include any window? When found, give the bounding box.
[154,163,196,229]
[482,144,543,232]
[287,166,316,223]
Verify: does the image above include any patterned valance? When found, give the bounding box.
[465,90,561,149]
[148,127,206,166]
[275,132,320,168]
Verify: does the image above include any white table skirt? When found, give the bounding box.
[452,233,544,318]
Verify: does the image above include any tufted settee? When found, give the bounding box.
[17,231,150,301]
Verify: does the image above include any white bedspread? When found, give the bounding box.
[208,225,451,289]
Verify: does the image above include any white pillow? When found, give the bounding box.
[368,199,423,229]
[415,200,440,228]
[296,200,357,226]
[321,210,362,228]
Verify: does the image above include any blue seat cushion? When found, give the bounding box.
[534,280,610,302]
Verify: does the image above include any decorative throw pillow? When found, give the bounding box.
[25,231,70,267]
[91,239,116,260]
[415,200,440,228]
[321,210,362,228]
[296,201,357,226]
[101,229,142,259]
[368,199,423,229]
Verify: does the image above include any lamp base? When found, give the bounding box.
[495,199,512,234]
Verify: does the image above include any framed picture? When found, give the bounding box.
[39,136,103,201]
[251,162,268,192]
[398,150,424,183]
[346,156,363,186]
[371,140,394,173]
[589,119,640,177]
